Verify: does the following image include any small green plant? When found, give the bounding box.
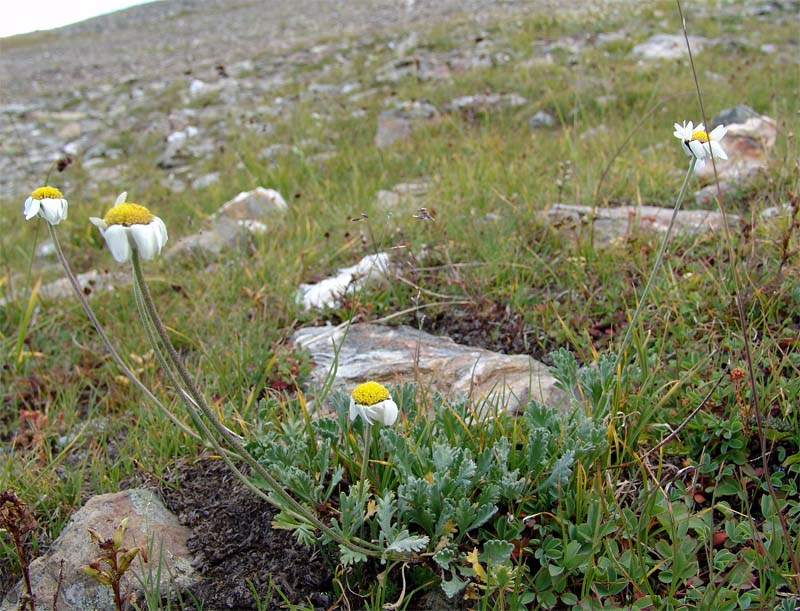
[83,518,148,611]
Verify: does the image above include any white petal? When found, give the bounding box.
[40,201,59,224]
[152,216,168,247]
[104,225,132,262]
[673,121,692,140]
[695,123,705,132]
[710,141,727,160]
[709,124,727,140]
[361,404,377,425]
[349,398,359,422]
[41,199,68,224]
[680,141,693,158]
[24,197,40,220]
[689,140,708,159]
[379,400,399,426]
[114,192,128,207]
[89,217,107,234]
[130,223,160,259]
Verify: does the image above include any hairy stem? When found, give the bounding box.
[361,422,372,485]
[618,158,695,358]
[130,252,394,559]
[48,225,199,442]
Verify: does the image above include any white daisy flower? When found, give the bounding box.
[89,192,168,263]
[24,186,68,225]
[349,381,399,426]
[673,120,728,168]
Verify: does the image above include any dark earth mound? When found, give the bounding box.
[154,457,335,610]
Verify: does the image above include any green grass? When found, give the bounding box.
[2,0,799,608]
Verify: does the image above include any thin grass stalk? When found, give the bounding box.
[130,251,392,559]
[618,158,695,359]
[676,0,800,589]
[47,224,199,442]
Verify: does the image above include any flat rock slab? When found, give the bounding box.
[546,203,737,247]
[293,323,565,414]
[1,489,197,611]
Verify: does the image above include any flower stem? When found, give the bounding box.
[47,225,199,442]
[360,422,372,485]
[618,158,695,359]
[130,251,392,559]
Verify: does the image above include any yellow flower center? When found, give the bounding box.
[103,203,154,226]
[691,129,709,143]
[352,381,391,406]
[31,186,63,200]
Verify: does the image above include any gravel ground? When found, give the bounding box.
[0,0,572,102]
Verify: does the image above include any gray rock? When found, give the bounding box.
[161,173,187,193]
[446,92,527,113]
[189,79,211,96]
[375,57,452,83]
[191,172,221,190]
[529,110,556,129]
[375,101,438,148]
[711,104,761,128]
[297,253,391,309]
[85,163,124,185]
[632,34,706,60]
[696,113,777,182]
[546,203,737,247]
[376,111,412,148]
[168,217,258,257]
[1,489,197,611]
[307,150,338,164]
[693,181,733,206]
[35,269,129,302]
[259,143,299,160]
[158,127,199,169]
[57,122,82,141]
[394,100,438,120]
[375,181,430,213]
[230,59,255,77]
[580,124,608,141]
[761,203,795,219]
[215,187,288,220]
[293,323,565,415]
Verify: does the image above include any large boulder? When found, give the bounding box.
[293,323,566,414]
[1,489,197,611]
[695,106,777,182]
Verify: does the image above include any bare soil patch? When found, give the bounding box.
[153,457,335,610]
